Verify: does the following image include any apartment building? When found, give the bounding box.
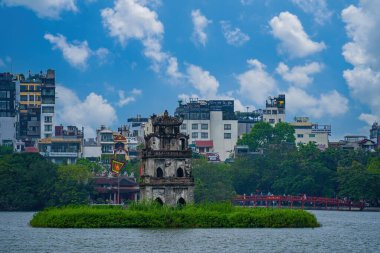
[290,117,331,150]
[38,125,83,164]
[0,73,17,147]
[19,69,56,145]
[262,94,286,125]
[174,99,238,161]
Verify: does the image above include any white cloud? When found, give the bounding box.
[118,88,142,107]
[191,9,211,46]
[285,87,348,118]
[292,0,333,25]
[237,59,277,105]
[359,113,379,126]
[342,0,380,122]
[101,0,182,78]
[181,63,254,112]
[186,64,219,98]
[55,85,117,138]
[44,33,108,70]
[1,0,77,19]
[276,62,323,87]
[166,57,183,80]
[220,21,250,47]
[269,12,326,58]
[131,88,142,95]
[101,0,163,46]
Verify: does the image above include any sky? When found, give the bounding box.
[0,0,379,139]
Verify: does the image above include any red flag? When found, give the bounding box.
[111,159,125,174]
[140,163,143,177]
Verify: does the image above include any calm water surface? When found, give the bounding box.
[0,210,379,253]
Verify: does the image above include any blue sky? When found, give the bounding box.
[0,0,379,139]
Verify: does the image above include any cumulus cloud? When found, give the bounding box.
[101,0,182,79]
[117,88,142,107]
[191,9,211,46]
[285,87,348,118]
[1,0,77,19]
[186,64,219,98]
[44,33,108,70]
[220,21,250,47]
[237,59,277,105]
[101,0,163,46]
[359,113,379,126]
[341,0,380,124]
[292,0,333,25]
[166,57,183,80]
[180,64,251,111]
[55,85,117,138]
[276,62,323,87]
[269,12,326,58]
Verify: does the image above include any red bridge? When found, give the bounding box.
[234,195,365,211]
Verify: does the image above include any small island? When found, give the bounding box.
[30,202,320,228]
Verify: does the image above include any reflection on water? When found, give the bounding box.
[1,210,379,253]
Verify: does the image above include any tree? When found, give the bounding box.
[192,159,235,202]
[237,122,295,151]
[0,153,57,211]
[49,164,94,206]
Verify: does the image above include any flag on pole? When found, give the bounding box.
[140,163,143,177]
[111,159,125,174]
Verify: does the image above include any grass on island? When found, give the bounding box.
[30,202,320,228]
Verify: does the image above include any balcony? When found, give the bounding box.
[41,152,79,157]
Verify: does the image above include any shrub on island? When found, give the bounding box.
[30,202,320,228]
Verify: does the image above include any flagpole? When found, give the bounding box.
[118,173,120,204]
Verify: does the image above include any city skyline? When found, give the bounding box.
[0,0,378,139]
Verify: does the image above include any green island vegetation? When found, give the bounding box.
[30,202,319,228]
[1,121,379,214]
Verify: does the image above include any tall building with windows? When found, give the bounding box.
[262,94,286,125]
[0,73,17,147]
[174,99,238,161]
[290,117,331,150]
[18,69,55,146]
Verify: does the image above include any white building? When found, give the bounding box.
[290,117,331,150]
[262,94,286,125]
[174,99,238,161]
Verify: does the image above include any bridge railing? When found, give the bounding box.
[233,195,365,211]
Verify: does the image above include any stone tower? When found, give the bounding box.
[140,110,194,206]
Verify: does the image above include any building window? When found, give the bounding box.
[29,95,35,101]
[297,134,304,138]
[42,106,54,113]
[192,124,198,130]
[224,133,231,139]
[44,125,52,132]
[20,95,28,101]
[44,116,52,123]
[309,134,316,138]
[224,124,231,130]
[201,124,208,130]
[201,132,208,139]
[192,132,198,139]
[269,119,275,124]
[181,123,187,130]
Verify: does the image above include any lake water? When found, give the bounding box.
[1,210,379,253]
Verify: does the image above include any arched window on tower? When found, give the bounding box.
[156,167,163,178]
[177,197,186,206]
[177,167,184,177]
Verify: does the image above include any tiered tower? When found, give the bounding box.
[140,110,194,206]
